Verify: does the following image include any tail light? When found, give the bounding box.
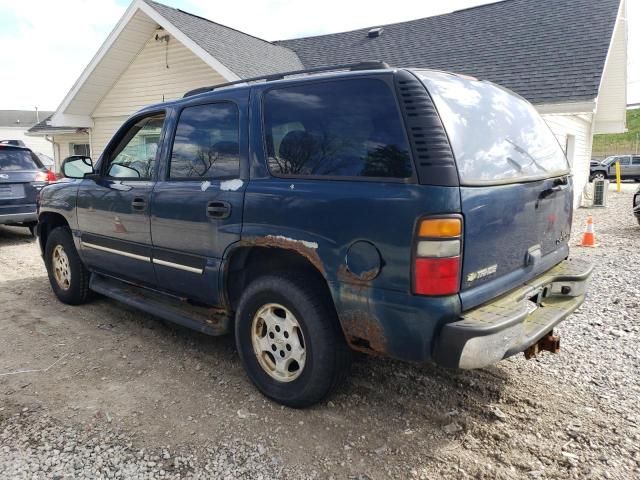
[413,217,462,296]
[35,170,57,183]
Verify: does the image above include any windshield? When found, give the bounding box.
[417,71,569,185]
[0,149,42,171]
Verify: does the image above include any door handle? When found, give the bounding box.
[206,201,231,219]
[131,197,146,210]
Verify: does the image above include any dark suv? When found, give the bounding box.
[1,144,56,233]
[37,63,592,407]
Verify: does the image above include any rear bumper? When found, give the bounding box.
[0,206,37,225]
[432,258,593,369]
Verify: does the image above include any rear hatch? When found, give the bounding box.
[417,71,573,310]
[0,147,47,208]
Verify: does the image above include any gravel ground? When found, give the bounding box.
[0,184,638,479]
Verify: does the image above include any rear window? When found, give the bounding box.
[417,71,569,185]
[0,149,42,171]
[263,78,413,180]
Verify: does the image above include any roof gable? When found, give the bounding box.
[143,1,303,78]
[276,0,622,105]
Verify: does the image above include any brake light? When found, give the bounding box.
[35,170,57,183]
[413,217,462,296]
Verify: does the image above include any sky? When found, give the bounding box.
[0,0,637,112]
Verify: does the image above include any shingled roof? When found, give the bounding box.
[0,110,54,128]
[276,0,622,105]
[143,0,303,78]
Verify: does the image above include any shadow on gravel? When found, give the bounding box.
[4,274,509,454]
[0,225,35,246]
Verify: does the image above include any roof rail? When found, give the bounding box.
[183,61,391,98]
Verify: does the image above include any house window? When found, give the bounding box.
[70,143,90,157]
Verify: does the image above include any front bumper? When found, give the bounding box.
[432,258,593,369]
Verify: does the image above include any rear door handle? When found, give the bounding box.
[206,201,231,219]
[131,197,146,210]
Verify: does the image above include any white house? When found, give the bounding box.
[1,110,54,156]
[30,0,628,205]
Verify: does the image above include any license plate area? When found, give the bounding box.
[0,184,25,200]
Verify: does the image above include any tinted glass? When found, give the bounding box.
[263,79,412,179]
[0,149,41,171]
[633,157,640,165]
[107,114,165,179]
[418,71,570,184]
[170,103,239,179]
[619,157,631,166]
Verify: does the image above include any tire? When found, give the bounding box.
[45,227,90,305]
[593,172,607,180]
[235,273,351,408]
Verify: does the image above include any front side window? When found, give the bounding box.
[619,156,631,166]
[169,103,240,180]
[106,113,166,179]
[263,78,413,179]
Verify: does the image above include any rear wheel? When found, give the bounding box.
[235,273,351,408]
[45,227,90,305]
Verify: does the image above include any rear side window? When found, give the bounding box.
[263,78,413,179]
[0,149,41,171]
[170,103,240,180]
[418,71,570,185]
[633,157,640,165]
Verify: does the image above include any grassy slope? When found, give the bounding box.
[592,109,640,155]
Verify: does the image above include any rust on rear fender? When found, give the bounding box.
[340,309,388,355]
[238,235,325,275]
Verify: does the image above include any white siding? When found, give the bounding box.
[0,127,54,156]
[93,33,224,118]
[593,0,627,134]
[541,113,593,208]
[89,32,226,162]
[92,116,128,160]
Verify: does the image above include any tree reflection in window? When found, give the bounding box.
[264,79,412,179]
[170,103,240,180]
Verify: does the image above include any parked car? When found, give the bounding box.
[0,144,56,234]
[634,186,640,225]
[590,155,640,181]
[37,63,592,407]
[0,139,27,147]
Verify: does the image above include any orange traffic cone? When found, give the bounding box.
[579,215,596,247]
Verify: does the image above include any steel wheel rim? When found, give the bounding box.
[251,303,306,383]
[52,245,71,290]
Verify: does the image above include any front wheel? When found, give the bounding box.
[593,172,607,180]
[235,273,351,408]
[45,227,90,305]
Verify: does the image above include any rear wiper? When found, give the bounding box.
[505,138,548,173]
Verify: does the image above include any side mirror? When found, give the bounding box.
[62,155,94,179]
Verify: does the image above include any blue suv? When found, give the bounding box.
[37,63,592,407]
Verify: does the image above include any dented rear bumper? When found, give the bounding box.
[432,258,593,369]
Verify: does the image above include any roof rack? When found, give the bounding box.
[183,61,390,98]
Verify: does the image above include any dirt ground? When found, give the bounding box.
[1,184,639,479]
